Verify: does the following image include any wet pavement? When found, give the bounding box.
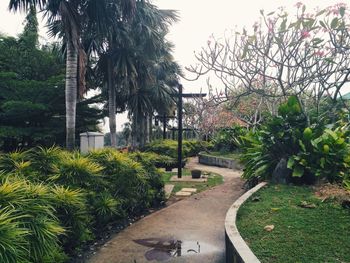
[87,158,244,263]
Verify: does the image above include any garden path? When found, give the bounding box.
[87,157,245,263]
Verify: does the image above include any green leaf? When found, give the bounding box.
[280,19,287,31]
[319,21,327,28]
[331,17,339,29]
[339,6,346,17]
[324,129,338,140]
[316,10,327,16]
[241,44,249,59]
[320,157,325,168]
[292,165,304,177]
[299,140,306,152]
[312,38,323,45]
[287,157,295,169]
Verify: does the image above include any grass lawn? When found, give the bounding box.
[236,184,350,263]
[205,151,240,160]
[162,169,223,195]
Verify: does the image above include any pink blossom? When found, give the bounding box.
[301,30,311,38]
[314,50,325,56]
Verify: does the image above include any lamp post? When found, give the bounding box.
[175,84,206,178]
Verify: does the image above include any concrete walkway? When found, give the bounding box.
[88,158,245,263]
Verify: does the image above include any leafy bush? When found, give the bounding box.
[240,96,350,187]
[240,96,307,181]
[287,125,350,183]
[212,126,246,152]
[0,177,66,263]
[88,149,151,213]
[0,146,165,261]
[143,139,212,158]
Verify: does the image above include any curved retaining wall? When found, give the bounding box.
[198,152,243,170]
[225,182,267,263]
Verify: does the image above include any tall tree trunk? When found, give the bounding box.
[145,113,150,144]
[139,115,145,148]
[131,114,138,150]
[66,40,78,150]
[108,59,117,148]
[148,114,153,142]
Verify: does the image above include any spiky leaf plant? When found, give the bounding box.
[0,150,32,177]
[52,154,103,189]
[0,208,29,263]
[50,186,92,252]
[88,149,149,212]
[0,178,65,262]
[29,146,62,180]
[90,191,123,228]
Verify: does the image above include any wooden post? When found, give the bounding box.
[177,84,183,178]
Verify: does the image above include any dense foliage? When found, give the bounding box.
[143,139,213,159]
[0,10,102,152]
[240,96,350,188]
[211,126,246,153]
[0,147,164,262]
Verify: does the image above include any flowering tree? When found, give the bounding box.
[187,3,350,120]
[183,98,246,139]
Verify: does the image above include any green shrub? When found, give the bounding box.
[128,152,166,204]
[212,126,246,152]
[88,149,153,213]
[0,208,29,263]
[287,126,350,183]
[53,154,103,189]
[240,96,350,187]
[240,96,309,182]
[50,186,91,254]
[143,139,211,158]
[0,150,32,177]
[0,146,165,260]
[89,191,123,228]
[0,177,66,263]
[29,146,61,179]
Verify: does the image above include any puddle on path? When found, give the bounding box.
[133,237,218,262]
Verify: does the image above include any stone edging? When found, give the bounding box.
[225,182,267,263]
[198,152,242,169]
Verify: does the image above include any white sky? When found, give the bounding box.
[0,0,345,131]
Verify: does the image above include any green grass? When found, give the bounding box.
[205,151,240,160]
[236,184,350,263]
[162,169,223,194]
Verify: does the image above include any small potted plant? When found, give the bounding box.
[191,169,202,179]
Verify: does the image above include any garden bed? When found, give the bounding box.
[198,151,242,169]
[236,184,350,263]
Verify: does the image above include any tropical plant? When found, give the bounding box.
[0,145,165,260]
[212,126,246,153]
[53,153,103,189]
[240,96,309,181]
[50,185,91,253]
[287,125,350,183]
[0,208,29,263]
[0,177,66,262]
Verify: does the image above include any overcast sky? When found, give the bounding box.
[0,0,345,131]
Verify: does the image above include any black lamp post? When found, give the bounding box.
[175,84,206,178]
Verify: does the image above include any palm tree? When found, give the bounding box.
[124,1,179,148]
[9,0,136,150]
[9,0,84,150]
